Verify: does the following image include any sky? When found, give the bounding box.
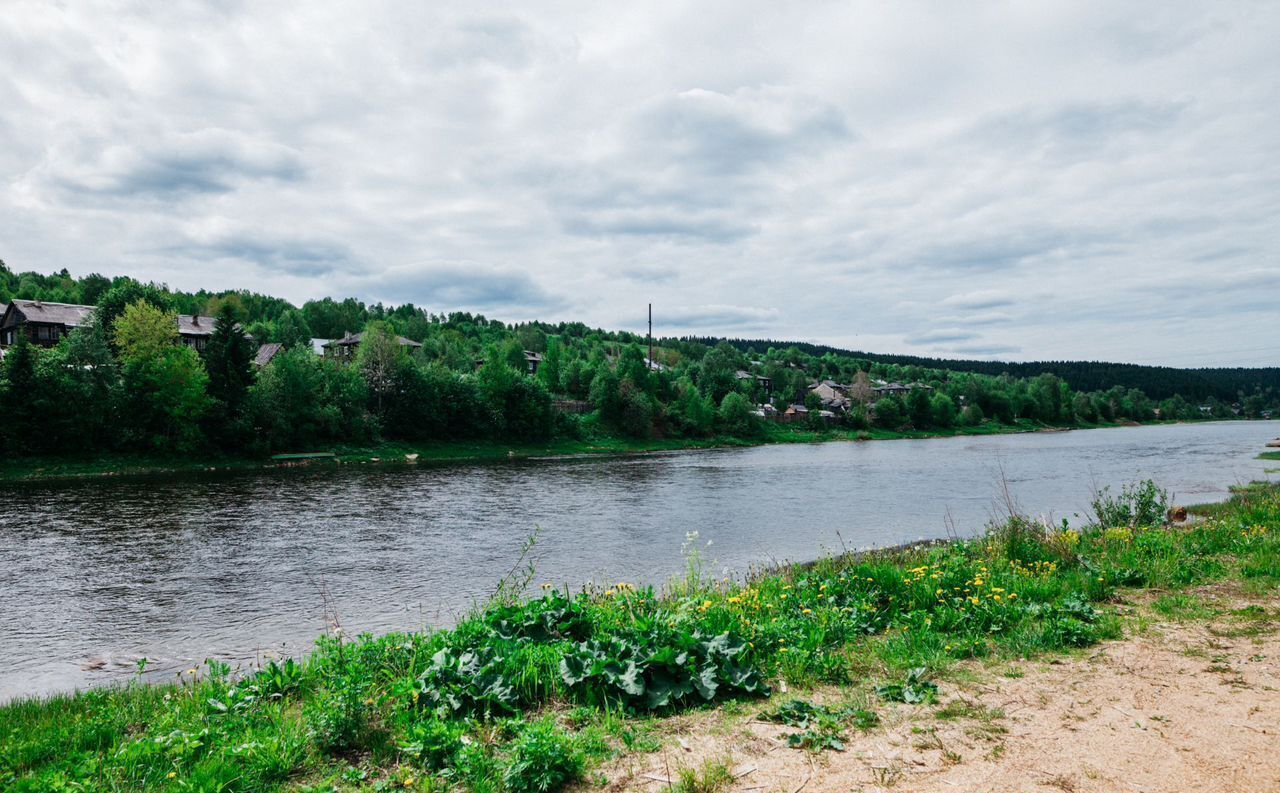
[1,2,1278,367]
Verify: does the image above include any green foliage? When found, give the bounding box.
[758,699,879,751]
[502,718,585,793]
[559,627,767,711]
[1089,480,1170,528]
[876,668,938,704]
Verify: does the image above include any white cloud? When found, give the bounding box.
[0,1,1277,366]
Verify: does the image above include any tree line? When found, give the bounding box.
[1,263,1276,459]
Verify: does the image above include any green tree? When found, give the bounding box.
[0,334,39,447]
[357,322,406,416]
[873,397,905,429]
[113,300,178,360]
[275,310,313,349]
[205,304,255,415]
[96,280,171,345]
[717,391,758,436]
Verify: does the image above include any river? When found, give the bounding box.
[2,420,1276,700]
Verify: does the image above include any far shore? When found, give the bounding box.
[0,417,1265,486]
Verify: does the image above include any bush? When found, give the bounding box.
[1089,480,1170,528]
[503,718,585,793]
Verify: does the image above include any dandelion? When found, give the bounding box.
[802,608,813,615]
[168,772,177,779]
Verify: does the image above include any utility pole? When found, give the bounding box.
[648,303,653,368]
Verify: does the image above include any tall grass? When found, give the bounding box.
[2,481,1277,791]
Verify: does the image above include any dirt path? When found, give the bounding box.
[600,590,1280,793]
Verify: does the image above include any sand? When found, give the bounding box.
[594,587,1279,793]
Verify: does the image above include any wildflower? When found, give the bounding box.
[802,608,813,615]
[168,772,177,779]
[540,583,553,590]
[780,647,789,653]
[728,596,743,604]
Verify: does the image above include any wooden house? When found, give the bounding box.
[253,342,284,368]
[0,300,96,348]
[324,331,422,361]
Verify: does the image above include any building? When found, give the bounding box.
[176,314,226,353]
[310,338,332,356]
[324,330,422,361]
[736,369,773,395]
[253,342,284,368]
[0,300,96,347]
[524,350,543,375]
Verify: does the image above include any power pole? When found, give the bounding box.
[647,303,653,367]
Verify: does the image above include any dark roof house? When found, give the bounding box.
[324,331,422,360]
[0,300,96,347]
[254,342,284,368]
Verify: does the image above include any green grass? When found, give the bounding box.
[1259,450,1280,461]
[3,482,1278,791]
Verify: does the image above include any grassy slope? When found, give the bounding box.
[2,483,1277,791]
[0,417,1167,485]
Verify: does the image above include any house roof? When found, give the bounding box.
[4,300,95,328]
[254,342,284,367]
[176,314,221,337]
[524,350,543,362]
[326,331,422,348]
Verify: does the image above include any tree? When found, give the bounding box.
[97,280,170,345]
[114,300,209,451]
[873,396,905,429]
[205,303,255,414]
[0,334,38,446]
[617,379,654,438]
[907,388,933,428]
[717,391,758,436]
[930,393,957,427]
[113,300,178,360]
[275,310,313,349]
[357,322,405,415]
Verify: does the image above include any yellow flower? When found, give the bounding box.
[168,772,177,779]
[802,608,813,615]
[403,778,415,788]
[780,647,789,653]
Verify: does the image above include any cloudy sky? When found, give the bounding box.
[2,2,1278,366]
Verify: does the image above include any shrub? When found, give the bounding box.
[503,718,584,793]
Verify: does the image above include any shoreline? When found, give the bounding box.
[3,480,1275,790]
[0,417,1245,486]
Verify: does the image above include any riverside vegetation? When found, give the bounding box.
[2,263,1278,480]
[3,479,1278,791]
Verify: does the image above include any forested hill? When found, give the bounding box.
[684,337,1280,404]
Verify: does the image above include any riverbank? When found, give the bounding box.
[0,417,1196,485]
[2,481,1276,791]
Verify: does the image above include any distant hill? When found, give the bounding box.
[681,336,1279,403]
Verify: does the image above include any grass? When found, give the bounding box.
[1259,450,1280,461]
[2,482,1278,791]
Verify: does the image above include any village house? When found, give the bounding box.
[176,314,228,353]
[808,379,851,410]
[253,342,284,368]
[310,338,332,356]
[779,403,809,424]
[474,350,545,376]
[736,369,773,395]
[0,299,96,348]
[324,330,423,361]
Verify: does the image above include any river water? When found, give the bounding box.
[2,420,1276,700]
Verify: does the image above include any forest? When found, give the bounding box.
[2,263,1277,459]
